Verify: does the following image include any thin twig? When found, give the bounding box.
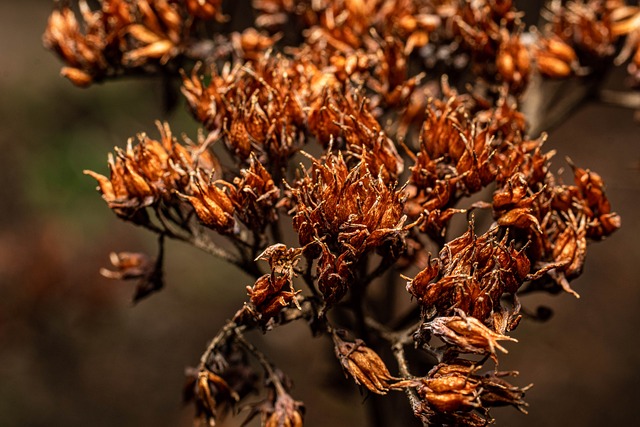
[391,342,424,420]
[198,320,245,371]
[234,329,288,396]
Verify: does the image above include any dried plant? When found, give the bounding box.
[44,1,635,426]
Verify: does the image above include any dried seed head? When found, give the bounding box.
[178,171,236,233]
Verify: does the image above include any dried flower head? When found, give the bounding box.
[290,151,406,256]
[394,361,529,424]
[407,222,531,322]
[85,122,217,218]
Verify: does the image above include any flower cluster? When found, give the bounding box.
[393,360,530,426]
[407,223,531,322]
[290,152,407,304]
[182,56,306,164]
[44,1,632,426]
[84,122,217,219]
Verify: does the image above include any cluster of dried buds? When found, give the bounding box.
[290,152,407,304]
[393,361,530,426]
[45,1,631,426]
[83,122,217,218]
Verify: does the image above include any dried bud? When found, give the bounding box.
[497,207,542,234]
[333,334,395,394]
[189,369,240,426]
[247,244,302,323]
[100,247,164,303]
[426,315,517,360]
[406,255,439,301]
[265,392,304,427]
[178,171,235,233]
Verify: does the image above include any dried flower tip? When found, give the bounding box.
[60,66,93,87]
[100,248,164,303]
[177,172,235,233]
[100,251,152,280]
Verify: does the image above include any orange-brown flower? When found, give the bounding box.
[181,55,306,163]
[43,0,188,85]
[535,35,577,78]
[122,0,184,67]
[393,361,529,422]
[227,154,280,232]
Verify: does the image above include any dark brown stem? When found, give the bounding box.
[234,330,289,396]
[198,306,249,371]
[391,342,427,426]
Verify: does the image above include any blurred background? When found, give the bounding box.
[0,1,639,426]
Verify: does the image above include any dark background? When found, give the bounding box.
[1,1,639,426]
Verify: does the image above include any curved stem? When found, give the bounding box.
[234,330,289,396]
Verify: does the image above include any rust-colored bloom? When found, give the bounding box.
[182,55,306,163]
[407,221,532,322]
[123,0,183,67]
[85,122,217,218]
[227,154,280,232]
[43,0,187,85]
